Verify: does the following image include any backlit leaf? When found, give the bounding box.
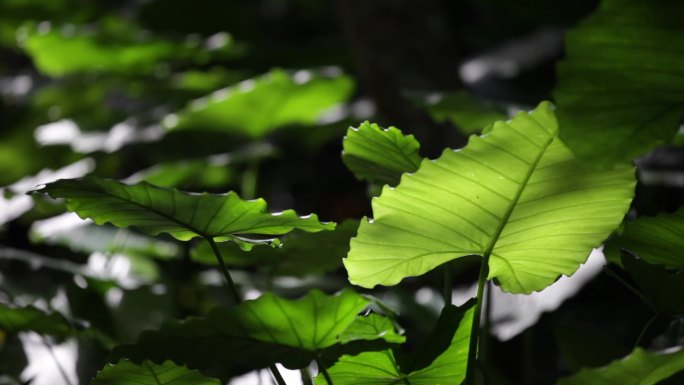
[92,360,220,385]
[345,102,635,293]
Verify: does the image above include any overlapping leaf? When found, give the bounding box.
[556,348,684,385]
[93,360,220,385]
[345,102,635,293]
[32,177,333,248]
[422,91,507,134]
[342,122,422,186]
[113,289,402,379]
[607,207,684,268]
[0,304,79,339]
[315,301,474,385]
[555,0,684,164]
[191,220,357,276]
[621,252,684,316]
[164,69,354,139]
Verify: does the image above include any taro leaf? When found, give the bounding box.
[554,0,684,164]
[164,69,354,139]
[338,313,405,345]
[342,122,422,186]
[422,91,507,134]
[555,347,684,385]
[607,207,684,269]
[191,219,357,276]
[92,360,220,385]
[32,176,333,249]
[0,304,78,340]
[315,301,474,385]
[621,252,684,316]
[113,289,401,379]
[345,102,635,293]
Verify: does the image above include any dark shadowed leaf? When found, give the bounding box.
[421,91,507,134]
[606,207,684,269]
[555,0,684,164]
[621,252,684,316]
[191,219,357,276]
[164,69,354,139]
[315,301,474,385]
[342,122,422,186]
[555,348,684,385]
[32,177,334,248]
[92,360,220,385]
[0,304,77,339]
[345,102,635,293]
[113,289,401,379]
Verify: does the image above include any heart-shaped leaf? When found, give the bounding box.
[555,348,684,385]
[92,360,220,385]
[342,122,421,186]
[315,301,474,385]
[164,68,354,139]
[555,0,684,164]
[191,219,357,276]
[607,207,684,269]
[345,102,635,293]
[113,289,402,379]
[32,177,333,248]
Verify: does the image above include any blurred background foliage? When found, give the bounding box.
[0,0,683,384]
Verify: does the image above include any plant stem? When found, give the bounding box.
[41,335,73,385]
[634,313,659,348]
[466,253,490,385]
[316,356,334,385]
[241,161,259,200]
[443,262,452,305]
[206,237,242,304]
[206,237,287,385]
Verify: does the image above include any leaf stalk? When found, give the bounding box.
[466,253,490,385]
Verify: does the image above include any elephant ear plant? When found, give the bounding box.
[31,101,638,384]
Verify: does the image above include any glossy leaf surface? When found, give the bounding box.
[345,102,635,293]
[555,348,684,385]
[33,177,333,246]
[164,69,353,139]
[113,290,400,378]
[92,360,220,385]
[342,122,422,186]
[315,302,473,385]
[555,0,684,164]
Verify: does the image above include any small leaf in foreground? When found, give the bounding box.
[315,301,474,385]
[342,121,422,186]
[112,289,401,379]
[345,102,635,293]
[92,359,220,385]
[555,348,684,385]
[32,176,334,248]
[554,0,684,164]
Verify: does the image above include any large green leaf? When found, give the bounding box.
[191,219,357,276]
[315,301,474,385]
[345,102,635,293]
[555,348,684,385]
[32,177,333,248]
[164,69,354,139]
[342,122,422,186]
[92,360,220,385]
[607,207,684,269]
[113,289,402,379]
[554,0,684,164]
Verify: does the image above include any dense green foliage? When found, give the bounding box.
[1,0,683,384]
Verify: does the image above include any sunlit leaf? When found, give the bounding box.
[315,301,474,385]
[93,360,220,385]
[32,177,333,248]
[164,68,354,139]
[555,348,684,385]
[342,122,422,186]
[113,289,401,379]
[606,207,684,268]
[345,102,635,293]
[191,219,357,276]
[555,0,684,164]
